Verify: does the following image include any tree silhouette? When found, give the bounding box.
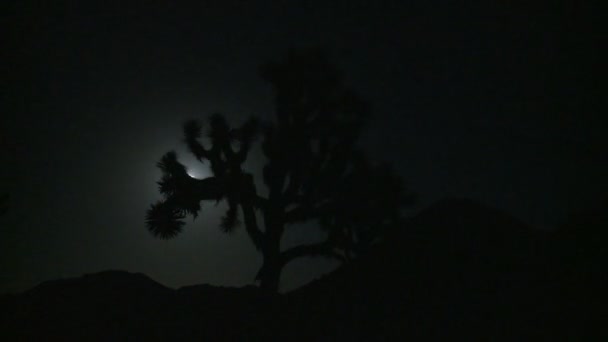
[146,49,414,293]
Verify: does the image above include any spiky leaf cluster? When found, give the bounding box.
[147,111,261,240]
[146,200,186,240]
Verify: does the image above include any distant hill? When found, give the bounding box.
[0,270,266,340]
[281,198,550,340]
[282,198,604,340]
[2,199,604,340]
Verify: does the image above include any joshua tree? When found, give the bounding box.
[146,49,414,293]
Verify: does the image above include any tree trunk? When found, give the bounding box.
[259,257,282,294]
[259,202,285,294]
[258,227,284,294]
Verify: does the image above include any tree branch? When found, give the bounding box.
[284,200,334,223]
[183,120,211,162]
[192,177,225,201]
[240,203,265,250]
[239,173,265,250]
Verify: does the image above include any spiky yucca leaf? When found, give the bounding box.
[220,202,240,234]
[146,201,186,240]
[233,116,260,163]
[176,192,203,219]
[157,151,187,176]
[157,174,178,197]
[183,120,211,162]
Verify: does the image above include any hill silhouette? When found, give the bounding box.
[2,199,604,340]
[281,199,551,340]
[0,270,267,340]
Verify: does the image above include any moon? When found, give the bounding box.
[186,166,207,179]
[183,159,211,179]
[176,148,211,180]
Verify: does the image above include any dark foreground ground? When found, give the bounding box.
[1,198,606,340]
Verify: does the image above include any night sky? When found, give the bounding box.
[1,2,603,293]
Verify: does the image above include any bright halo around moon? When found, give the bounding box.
[183,159,209,179]
[178,149,211,179]
[186,166,208,179]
